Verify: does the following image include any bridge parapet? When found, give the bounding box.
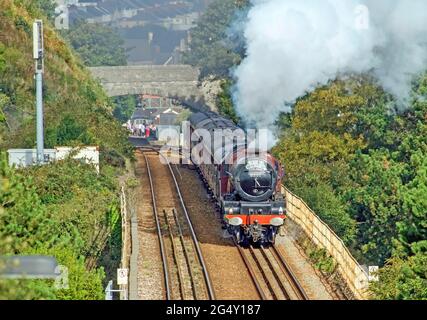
[89,65,216,111]
[89,65,200,84]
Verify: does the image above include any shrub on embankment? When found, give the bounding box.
[0,0,132,158]
[0,153,122,299]
[0,0,130,299]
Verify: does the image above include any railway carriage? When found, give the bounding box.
[188,112,286,245]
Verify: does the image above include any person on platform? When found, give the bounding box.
[150,124,157,140]
[139,123,145,137]
[145,125,151,138]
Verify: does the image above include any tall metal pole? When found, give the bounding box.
[36,70,44,164]
[33,20,44,164]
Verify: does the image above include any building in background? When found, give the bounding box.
[131,106,183,126]
[56,0,214,64]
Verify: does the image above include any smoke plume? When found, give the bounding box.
[232,0,427,129]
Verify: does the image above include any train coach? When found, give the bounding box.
[188,112,286,245]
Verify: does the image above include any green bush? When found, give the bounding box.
[370,242,427,300]
[0,154,121,299]
[217,80,240,124]
[291,182,356,245]
[61,21,127,67]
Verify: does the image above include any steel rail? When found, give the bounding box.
[270,246,309,300]
[259,246,291,300]
[168,161,216,300]
[163,209,186,300]
[172,208,199,300]
[143,154,171,300]
[141,148,216,300]
[233,240,267,300]
[248,245,279,300]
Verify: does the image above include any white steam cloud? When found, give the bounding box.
[232,0,427,129]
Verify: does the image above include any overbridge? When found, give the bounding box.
[88,65,215,110]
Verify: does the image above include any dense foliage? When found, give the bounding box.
[62,21,128,67]
[273,76,427,299]
[112,95,137,124]
[370,241,427,300]
[32,0,56,21]
[0,0,132,156]
[0,154,120,299]
[189,1,427,299]
[216,80,240,123]
[0,0,129,299]
[183,0,249,78]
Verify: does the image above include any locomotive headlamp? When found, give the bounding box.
[229,217,243,226]
[270,218,285,227]
[279,207,284,215]
[228,208,234,214]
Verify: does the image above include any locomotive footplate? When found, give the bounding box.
[222,200,286,217]
[222,200,286,244]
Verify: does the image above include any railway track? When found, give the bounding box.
[142,149,215,300]
[141,146,306,301]
[236,242,309,300]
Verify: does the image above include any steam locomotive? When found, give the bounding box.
[188,112,286,245]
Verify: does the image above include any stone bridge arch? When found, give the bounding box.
[88,65,216,111]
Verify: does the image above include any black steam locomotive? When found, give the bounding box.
[188,112,286,244]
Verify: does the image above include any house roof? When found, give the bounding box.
[131,107,161,120]
[162,108,179,115]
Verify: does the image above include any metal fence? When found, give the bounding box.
[119,186,129,300]
[281,186,370,300]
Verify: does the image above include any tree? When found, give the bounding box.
[217,80,240,123]
[370,241,427,300]
[34,0,56,21]
[346,150,407,264]
[399,153,427,246]
[113,95,137,123]
[0,94,9,124]
[44,114,94,148]
[63,21,127,67]
[0,154,116,299]
[183,0,249,78]
[0,42,6,73]
[0,1,126,299]
[41,246,105,300]
[0,153,59,254]
[272,80,382,245]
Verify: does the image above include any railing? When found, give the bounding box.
[119,186,129,300]
[281,186,370,300]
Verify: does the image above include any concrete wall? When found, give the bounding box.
[8,147,100,172]
[282,185,371,299]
